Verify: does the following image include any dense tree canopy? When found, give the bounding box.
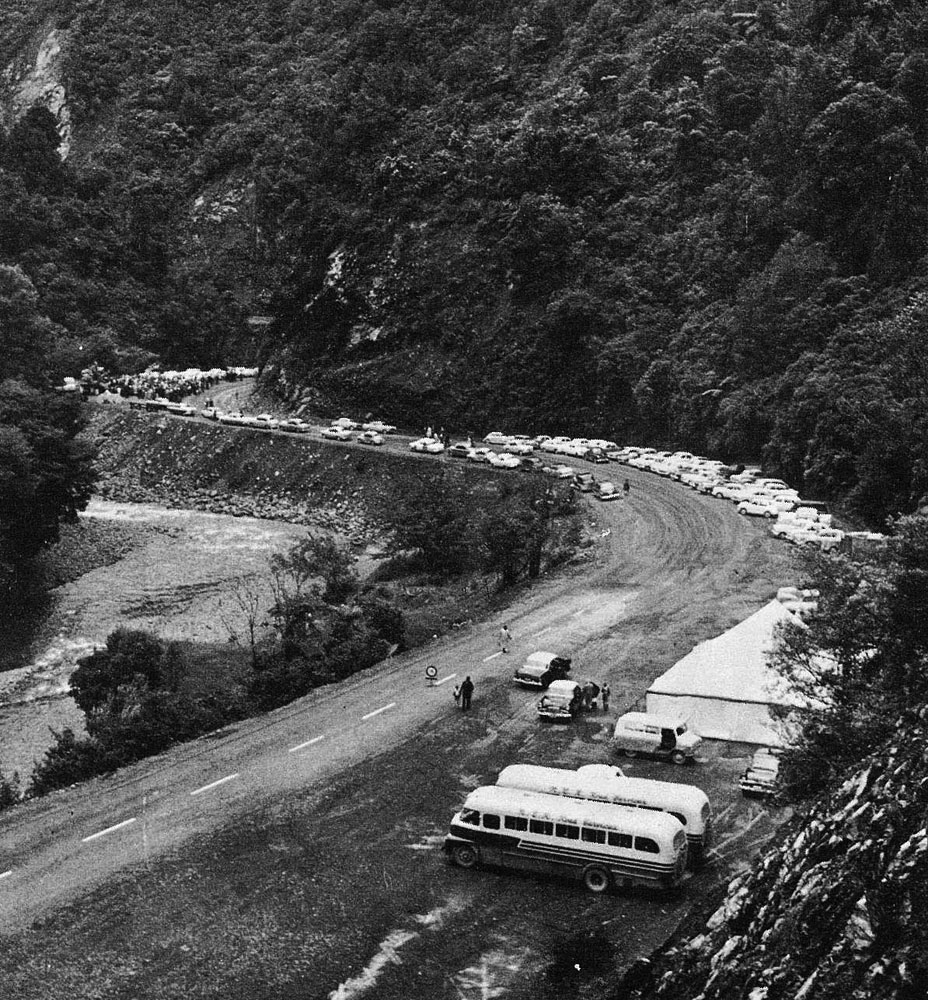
[1,0,927,523]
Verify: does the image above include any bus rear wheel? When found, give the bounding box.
[583,865,612,893]
[583,865,611,893]
[452,843,479,869]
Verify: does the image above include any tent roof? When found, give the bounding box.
[647,600,806,706]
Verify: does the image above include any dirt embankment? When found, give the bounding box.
[88,408,494,542]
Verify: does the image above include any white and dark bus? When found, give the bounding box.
[495,763,713,864]
[443,785,688,893]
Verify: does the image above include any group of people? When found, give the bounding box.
[424,425,452,448]
[453,623,611,714]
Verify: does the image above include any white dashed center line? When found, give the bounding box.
[435,673,457,686]
[82,817,137,843]
[190,773,240,797]
[361,702,396,721]
[572,609,587,618]
[535,626,551,637]
[483,651,503,662]
[0,870,12,881]
[289,735,325,753]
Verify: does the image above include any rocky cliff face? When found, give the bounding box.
[636,719,928,1000]
[1,23,70,155]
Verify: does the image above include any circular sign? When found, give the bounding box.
[425,665,438,680]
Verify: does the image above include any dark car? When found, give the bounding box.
[587,447,610,464]
[447,442,472,459]
[513,651,573,689]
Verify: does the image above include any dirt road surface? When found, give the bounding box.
[0,457,800,1000]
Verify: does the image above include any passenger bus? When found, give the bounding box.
[443,785,688,893]
[495,763,712,865]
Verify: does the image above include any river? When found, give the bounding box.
[0,500,313,782]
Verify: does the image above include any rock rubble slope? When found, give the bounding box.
[640,718,928,1000]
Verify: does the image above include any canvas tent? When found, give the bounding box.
[646,600,809,746]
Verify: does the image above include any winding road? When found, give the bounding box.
[0,423,798,1000]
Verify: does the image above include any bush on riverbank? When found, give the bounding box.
[0,768,20,811]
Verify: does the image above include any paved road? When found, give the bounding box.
[0,399,799,999]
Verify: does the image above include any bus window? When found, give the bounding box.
[483,814,500,830]
[555,823,579,840]
[504,816,528,831]
[608,832,632,849]
[460,809,480,826]
[581,827,606,844]
[671,812,687,826]
[635,836,660,854]
[529,819,553,836]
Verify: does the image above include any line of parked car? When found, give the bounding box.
[607,447,845,552]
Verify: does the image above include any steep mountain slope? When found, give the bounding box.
[635,719,928,1000]
[2,0,927,524]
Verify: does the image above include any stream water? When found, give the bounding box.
[0,500,311,780]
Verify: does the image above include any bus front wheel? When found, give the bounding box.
[671,750,687,765]
[583,866,611,893]
[452,843,479,869]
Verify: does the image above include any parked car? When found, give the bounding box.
[537,680,584,721]
[612,712,702,764]
[520,456,546,471]
[253,413,280,430]
[279,418,310,433]
[357,430,384,446]
[487,451,521,469]
[513,651,572,689]
[586,447,610,464]
[740,748,781,798]
[322,425,353,440]
[737,497,780,518]
[410,437,444,453]
[447,442,472,459]
[502,441,534,456]
[362,420,396,434]
[483,431,512,446]
[573,472,596,492]
[332,417,359,430]
[551,465,576,479]
[467,446,494,463]
[596,481,621,501]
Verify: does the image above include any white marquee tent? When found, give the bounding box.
[646,599,811,746]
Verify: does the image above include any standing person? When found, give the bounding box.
[498,624,511,653]
[623,479,630,496]
[443,430,451,448]
[601,682,611,713]
[427,424,433,440]
[460,675,474,710]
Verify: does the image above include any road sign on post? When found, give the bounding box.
[426,665,438,687]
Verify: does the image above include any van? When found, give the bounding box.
[537,680,583,721]
[612,712,702,765]
[513,651,572,689]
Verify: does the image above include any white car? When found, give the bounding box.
[501,441,533,456]
[487,452,521,469]
[362,420,396,434]
[541,436,572,452]
[712,482,754,501]
[253,413,280,430]
[483,431,512,446]
[596,481,621,501]
[410,437,444,453]
[737,497,780,518]
[467,446,494,463]
[279,418,310,433]
[332,416,359,430]
[357,430,384,446]
[752,492,798,513]
[551,465,576,479]
[322,425,354,441]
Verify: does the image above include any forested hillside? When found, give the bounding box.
[2,0,928,523]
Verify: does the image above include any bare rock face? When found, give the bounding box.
[2,26,71,157]
[634,722,928,1000]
